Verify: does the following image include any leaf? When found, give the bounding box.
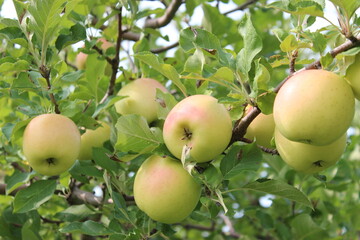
[253,60,271,93]
[55,205,95,222]
[237,14,263,81]
[267,1,324,17]
[183,47,205,74]
[60,70,84,83]
[27,0,68,64]
[291,214,329,239]
[221,143,262,180]
[280,34,298,52]
[329,0,360,19]
[60,220,114,236]
[115,115,163,153]
[256,91,276,115]
[5,170,31,195]
[156,89,178,120]
[0,60,29,73]
[134,51,187,96]
[55,23,86,51]
[92,148,121,173]
[241,179,313,208]
[13,180,56,213]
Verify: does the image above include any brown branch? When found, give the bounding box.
[223,0,258,15]
[289,50,298,74]
[144,0,183,28]
[0,183,29,196]
[40,65,60,114]
[150,42,179,54]
[99,8,123,105]
[67,187,104,206]
[122,31,140,41]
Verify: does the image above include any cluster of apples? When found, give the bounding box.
[273,69,356,174]
[115,78,233,224]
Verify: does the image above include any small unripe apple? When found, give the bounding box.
[345,53,360,100]
[133,155,201,224]
[114,78,168,123]
[78,121,111,160]
[273,69,354,146]
[275,129,347,174]
[23,114,81,176]
[163,95,232,163]
[244,106,275,148]
[75,38,114,70]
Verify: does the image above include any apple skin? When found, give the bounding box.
[78,122,111,160]
[114,78,168,123]
[22,114,81,176]
[275,128,347,174]
[133,155,201,224]
[163,95,232,163]
[345,53,360,100]
[75,38,114,71]
[273,69,354,146]
[244,106,275,148]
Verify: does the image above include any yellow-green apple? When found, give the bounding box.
[22,114,81,176]
[114,78,168,123]
[244,106,275,148]
[273,69,354,146]
[163,95,232,163]
[133,155,201,224]
[275,128,347,174]
[78,121,111,160]
[345,53,360,100]
[76,38,114,70]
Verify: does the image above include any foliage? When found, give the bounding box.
[0,0,359,239]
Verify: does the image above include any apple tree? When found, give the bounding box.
[0,0,360,239]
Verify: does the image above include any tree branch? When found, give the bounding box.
[223,0,258,15]
[40,65,60,114]
[150,42,179,54]
[144,0,183,28]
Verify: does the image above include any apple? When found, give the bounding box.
[22,114,81,176]
[75,38,114,71]
[345,53,360,100]
[273,69,354,146]
[78,121,111,160]
[275,128,347,174]
[244,106,275,148]
[163,95,232,163]
[114,78,168,123]
[133,155,201,224]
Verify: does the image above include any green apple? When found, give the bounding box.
[275,128,347,174]
[163,95,232,163]
[114,78,168,123]
[78,121,111,160]
[244,106,275,148]
[345,53,360,100]
[76,38,114,71]
[273,69,354,146]
[22,114,81,176]
[133,155,201,224]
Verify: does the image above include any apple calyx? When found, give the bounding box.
[313,160,324,167]
[181,128,192,140]
[46,157,56,165]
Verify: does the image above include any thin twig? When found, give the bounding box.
[223,0,258,15]
[40,65,60,114]
[150,42,179,54]
[144,0,183,28]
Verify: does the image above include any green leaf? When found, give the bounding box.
[320,52,334,68]
[60,220,114,236]
[115,115,163,153]
[257,91,276,115]
[291,214,329,239]
[267,1,324,17]
[240,179,313,208]
[92,148,121,173]
[329,0,360,19]
[0,60,29,73]
[280,34,298,52]
[27,0,68,64]
[253,60,271,93]
[237,14,263,81]
[156,89,178,120]
[55,23,86,51]
[134,51,187,96]
[13,180,56,213]
[61,70,84,83]
[0,27,25,40]
[183,48,205,74]
[12,72,36,90]
[221,143,262,180]
[5,170,31,195]
[55,205,95,222]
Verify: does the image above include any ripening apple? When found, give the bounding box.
[345,53,360,100]
[275,129,347,174]
[244,106,275,148]
[133,155,201,224]
[76,38,114,71]
[78,121,111,160]
[22,114,81,176]
[114,78,168,123]
[273,69,355,146]
[163,95,232,163]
